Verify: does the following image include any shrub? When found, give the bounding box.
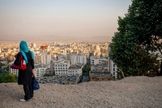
[1,73,17,83]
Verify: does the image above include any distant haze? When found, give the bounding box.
[0,0,131,42]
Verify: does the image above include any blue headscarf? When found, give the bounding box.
[19,40,34,63]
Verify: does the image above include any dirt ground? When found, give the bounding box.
[1,76,162,108]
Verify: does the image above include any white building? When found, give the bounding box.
[54,60,70,75]
[70,54,87,65]
[34,67,47,77]
[108,59,117,78]
[108,46,117,79]
[35,54,41,64]
[10,68,19,76]
[38,45,51,65]
[35,53,51,65]
[42,54,51,64]
[68,64,83,76]
[90,56,107,65]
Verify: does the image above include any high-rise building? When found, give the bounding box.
[40,54,51,65]
[70,54,87,65]
[35,45,51,65]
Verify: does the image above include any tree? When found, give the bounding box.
[109,0,162,78]
[127,0,162,53]
[127,0,162,75]
[43,74,51,77]
[82,64,87,72]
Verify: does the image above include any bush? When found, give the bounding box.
[44,74,51,77]
[0,73,17,83]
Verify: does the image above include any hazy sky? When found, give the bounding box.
[0,0,131,42]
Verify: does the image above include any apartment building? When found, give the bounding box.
[90,56,107,65]
[68,63,84,76]
[108,46,117,79]
[108,59,117,79]
[34,67,47,77]
[54,60,70,75]
[89,62,113,81]
[35,53,51,65]
[34,45,51,65]
[89,72,113,81]
[10,68,19,76]
[42,54,51,64]
[70,54,87,65]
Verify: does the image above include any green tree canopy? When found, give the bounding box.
[109,0,162,78]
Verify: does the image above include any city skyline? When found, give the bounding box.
[0,0,132,42]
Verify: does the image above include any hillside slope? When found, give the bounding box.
[0,76,162,108]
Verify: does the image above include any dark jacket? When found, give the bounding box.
[14,51,34,85]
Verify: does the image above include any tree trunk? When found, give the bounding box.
[160,61,162,76]
[119,68,125,78]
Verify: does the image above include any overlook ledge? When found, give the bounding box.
[1,76,162,108]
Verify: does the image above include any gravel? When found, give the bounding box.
[0,76,162,108]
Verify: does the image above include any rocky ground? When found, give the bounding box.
[0,76,162,108]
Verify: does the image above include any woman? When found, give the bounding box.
[14,40,35,102]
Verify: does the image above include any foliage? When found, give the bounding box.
[82,64,87,72]
[127,0,162,53]
[43,74,51,77]
[82,64,90,76]
[0,72,17,83]
[109,0,162,78]
[0,62,17,83]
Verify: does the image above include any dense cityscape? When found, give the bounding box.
[1,0,162,107]
[0,41,117,84]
